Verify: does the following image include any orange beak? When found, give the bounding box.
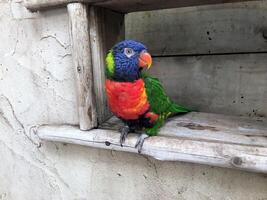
[139,52,152,69]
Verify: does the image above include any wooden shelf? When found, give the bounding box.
[37,112,267,173]
[24,0,258,12]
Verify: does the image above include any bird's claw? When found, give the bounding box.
[119,125,130,146]
[135,133,149,154]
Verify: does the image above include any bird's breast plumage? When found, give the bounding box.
[105,79,149,120]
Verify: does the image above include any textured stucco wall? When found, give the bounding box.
[0,1,267,200]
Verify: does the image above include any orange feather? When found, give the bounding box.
[105,79,149,120]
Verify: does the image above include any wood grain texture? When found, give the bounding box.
[89,6,125,124]
[37,112,267,173]
[68,3,97,130]
[24,0,258,12]
[100,113,267,147]
[149,54,267,117]
[126,1,267,56]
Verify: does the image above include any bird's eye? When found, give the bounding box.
[124,48,135,58]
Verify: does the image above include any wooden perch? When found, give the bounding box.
[24,0,258,12]
[37,112,267,173]
[67,3,97,130]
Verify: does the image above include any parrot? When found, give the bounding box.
[105,40,191,153]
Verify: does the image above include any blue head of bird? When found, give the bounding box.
[106,40,152,82]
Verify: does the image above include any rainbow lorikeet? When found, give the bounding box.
[105,40,191,152]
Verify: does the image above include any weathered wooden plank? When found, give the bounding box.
[24,0,107,11]
[149,54,267,117]
[100,113,267,147]
[67,3,97,130]
[24,0,258,12]
[95,0,259,13]
[89,6,125,124]
[126,1,267,56]
[37,115,267,173]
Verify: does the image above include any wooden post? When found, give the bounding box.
[89,6,125,123]
[67,3,97,130]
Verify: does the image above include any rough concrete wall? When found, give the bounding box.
[0,1,267,200]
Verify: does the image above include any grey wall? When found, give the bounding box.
[126,0,267,118]
[0,1,267,200]
[126,1,267,56]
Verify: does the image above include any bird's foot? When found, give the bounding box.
[135,133,149,154]
[119,125,130,147]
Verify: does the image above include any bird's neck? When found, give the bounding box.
[112,65,141,82]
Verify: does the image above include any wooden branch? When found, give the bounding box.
[89,6,125,124]
[37,112,267,173]
[67,3,97,130]
[24,0,258,12]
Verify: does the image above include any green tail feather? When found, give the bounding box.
[142,72,192,136]
[169,102,192,113]
[145,115,166,136]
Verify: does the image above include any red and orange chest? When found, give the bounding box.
[105,79,150,120]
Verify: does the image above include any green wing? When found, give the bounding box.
[142,73,191,135]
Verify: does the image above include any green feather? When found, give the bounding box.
[142,72,191,136]
[105,50,115,78]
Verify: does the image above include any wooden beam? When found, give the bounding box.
[24,0,107,11]
[37,112,267,173]
[67,3,97,130]
[94,0,259,13]
[24,0,258,12]
[89,6,125,124]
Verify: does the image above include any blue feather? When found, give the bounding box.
[111,40,147,82]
